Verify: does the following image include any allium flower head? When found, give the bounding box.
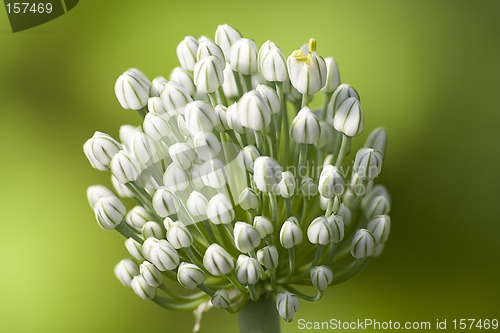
[84,24,393,331]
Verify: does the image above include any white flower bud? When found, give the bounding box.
[237,90,271,131]
[290,107,321,144]
[94,196,126,230]
[150,76,168,97]
[276,292,300,323]
[362,185,391,208]
[287,42,327,95]
[160,81,193,116]
[300,177,318,198]
[241,145,260,172]
[351,229,376,259]
[163,163,189,192]
[258,41,288,82]
[142,237,180,271]
[310,266,333,291]
[230,38,258,75]
[374,243,385,257]
[215,24,242,60]
[186,191,208,217]
[110,150,141,184]
[185,101,217,135]
[353,148,383,181]
[167,221,193,249]
[125,205,153,232]
[176,36,199,71]
[119,125,141,150]
[169,143,196,170]
[364,127,387,156]
[142,221,165,239]
[257,245,279,269]
[322,57,341,94]
[193,55,225,93]
[131,275,156,300]
[177,262,206,289]
[363,198,391,219]
[253,216,273,238]
[152,187,180,217]
[280,218,303,249]
[235,255,261,285]
[200,158,227,189]
[367,215,391,244]
[329,84,360,114]
[222,65,239,99]
[190,164,204,190]
[176,114,190,137]
[214,104,230,131]
[253,156,283,193]
[234,222,261,253]
[125,238,145,261]
[143,113,171,141]
[238,187,260,211]
[211,288,231,308]
[277,171,296,198]
[169,67,196,96]
[193,132,222,161]
[114,259,139,287]
[206,193,234,225]
[318,165,345,198]
[333,97,364,137]
[111,176,134,198]
[197,39,225,63]
[83,132,122,171]
[256,84,280,115]
[130,132,157,166]
[203,244,235,276]
[163,216,175,229]
[87,185,114,208]
[114,68,151,110]
[147,96,167,114]
[226,102,246,134]
[307,216,334,245]
[327,214,345,243]
[140,261,164,287]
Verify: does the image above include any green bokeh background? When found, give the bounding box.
[1,1,499,332]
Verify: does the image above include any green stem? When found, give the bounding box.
[321,92,332,121]
[335,134,350,168]
[301,94,309,108]
[136,106,148,119]
[238,295,281,333]
[115,222,142,244]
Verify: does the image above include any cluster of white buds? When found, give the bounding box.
[84,24,391,326]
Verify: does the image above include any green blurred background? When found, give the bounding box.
[1,0,499,332]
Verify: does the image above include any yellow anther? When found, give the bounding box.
[308,38,317,53]
[292,49,309,63]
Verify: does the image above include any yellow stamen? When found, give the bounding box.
[308,38,317,53]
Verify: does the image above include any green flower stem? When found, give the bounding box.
[321,93,332,121]
[197,283,216,297]
[297,143,308,185]
[159,284,207,301]
[183,247,205,269]
[325,243,338,266]
[325,197,335,216]
[238,295,281,333]
[255,130,267,156]
[269,117,278,158]
[202,220,218,243]
[216,86,228,106]
[208,92,218,108]
[301,94,310,108]
[153,295,208,311]
[233,70,244,97]
[228,273,247,292]
[312,244,324,266]
[335,134,350,168]
[136,106,148,119]
[161,269,177,281]
[332,259,368,285]
[125,181,156,214]
[285,198,292,217]
[115,222,143,244]
[283,285,324,302]
[285,247,296,280]
[269,268,277,290]
[243,74,253,93]
[269,193,278,228]
[248,284,259,301]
